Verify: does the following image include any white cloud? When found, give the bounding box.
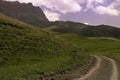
[39,0,82,14]
[74,0,86,4]
[84,0,120,16]
[84,23,89,25]
[5,0,82,14]
[95,0,105,3]
[44,10,60,21]
[110,0,120,8]
[94,5,119,16]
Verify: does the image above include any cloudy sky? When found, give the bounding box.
[5,0,120,27]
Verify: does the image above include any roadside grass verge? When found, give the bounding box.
[0,54,88,80]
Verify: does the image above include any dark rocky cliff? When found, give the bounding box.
[0,0,48,27]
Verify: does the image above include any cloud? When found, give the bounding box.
[110,0,120,8]
[41,0,82,14]
[86,0,106,8]
[94,5,119,16]
[74,0,86,4]
[92,0,120,16]
[5,0,82,14]
[44,10,60,21]
[95,0,105,3]
[81,0,120,16]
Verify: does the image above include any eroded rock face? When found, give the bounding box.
[0,0,48,27]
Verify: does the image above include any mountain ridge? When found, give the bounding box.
[44,21,120,39]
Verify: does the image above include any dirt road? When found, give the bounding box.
[74,56,118,80]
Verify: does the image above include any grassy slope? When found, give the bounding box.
[0,13,89,80]
[58,33,120,79]
[59,33,120,54]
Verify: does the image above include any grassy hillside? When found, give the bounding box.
[44,21,120,38]
[0,13,90,80]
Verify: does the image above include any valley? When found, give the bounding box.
[0,0,120,80]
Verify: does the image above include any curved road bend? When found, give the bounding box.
[74,56,118,80]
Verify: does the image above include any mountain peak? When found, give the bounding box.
[0,0,48,27]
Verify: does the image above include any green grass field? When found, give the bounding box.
[59,33,120,54]
[0,13,90,80]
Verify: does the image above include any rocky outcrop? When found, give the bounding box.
[0,0,48,27]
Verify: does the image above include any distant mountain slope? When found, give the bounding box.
[45,21,120,38]
[0,0,48,27]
